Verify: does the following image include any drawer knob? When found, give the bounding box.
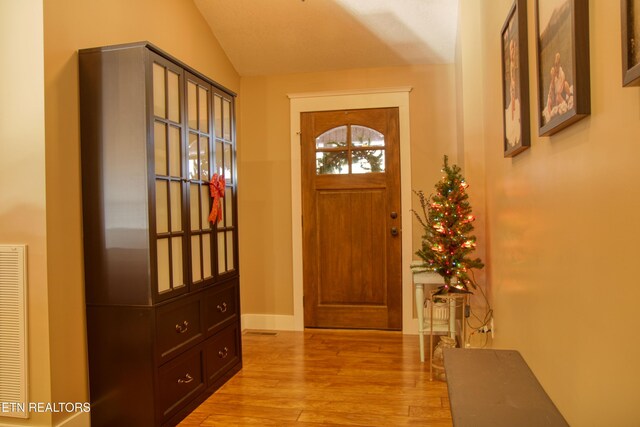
[177,373,194,384]
[216,302,228,313]
[218,346,229,359]
[175,320,189,334]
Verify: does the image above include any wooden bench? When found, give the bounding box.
[443,348,569,427]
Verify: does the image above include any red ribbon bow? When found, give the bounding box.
[208,173,225,224]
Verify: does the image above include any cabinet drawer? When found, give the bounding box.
[203,283,237,334]
[156,297,203,362]
[204,323,240,385]
[158,348,205,422]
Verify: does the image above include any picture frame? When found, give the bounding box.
[535,0,590,137]
[501,0,530,157]
[622,0,640,86]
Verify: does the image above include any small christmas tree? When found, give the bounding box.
[413,155,484,293]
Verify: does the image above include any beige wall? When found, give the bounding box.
[0,1,52,425]
[456,0,489,319]
[7,0,638,425]
[238,65,458,316]
[0,1,240,426]
[459,1,640,425]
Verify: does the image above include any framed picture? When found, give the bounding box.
[502,0,530,157]
[535,0,590,136]
[622,0,640,86]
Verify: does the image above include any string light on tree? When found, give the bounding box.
[412,155,484,294]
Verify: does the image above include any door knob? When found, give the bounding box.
[391,227,399,236]
[390,211,398,219]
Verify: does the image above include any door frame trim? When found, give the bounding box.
[288,87,415,333]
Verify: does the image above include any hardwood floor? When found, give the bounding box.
[178,329,453,426]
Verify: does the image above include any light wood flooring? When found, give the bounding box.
[178,329,453,426]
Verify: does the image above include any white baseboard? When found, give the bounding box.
[241,313,419,335]
[241,314,299,331]
[55,411,91,427]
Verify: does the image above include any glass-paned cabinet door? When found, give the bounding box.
[213,92,237,276]
[186,73,215,288]
[152,54,187,300]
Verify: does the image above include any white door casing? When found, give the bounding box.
[288,88,416,333]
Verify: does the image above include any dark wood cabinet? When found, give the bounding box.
[79,42,241,427]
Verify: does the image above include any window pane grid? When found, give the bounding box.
[186,81,216,285]
[155,177,184,232]
[223,99,231,141]
[200,185,210,230]
[315,125,386,175]
[200,136,210,182]
[210,92,236,275]
[188,135,211,181]
[203,234,212,279]
[188,80,210,132]
[153,67,181,126]
[172,237,184,288]
[169,126,181,177]
[188,132,199,181]
[152,67,237,295]
[189,180,217,282]
[157,236,182,294]
[154,122,167,175]
[226,230,235,271]
[167,70,180,123]
[155,174,186,293]
[214,95,222,138]
[153,63,166,119]
[188,82,197,130]
[190,229,215,282]
[217,231,226,273]
[198,86,209,133]
[155,121,185,178]
[191,235,202,282]
[153,61,187,296]
[351,125,385,147]
[157,238,170,292]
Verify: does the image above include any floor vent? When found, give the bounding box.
[244,331,278,336]
[0,245,28,418]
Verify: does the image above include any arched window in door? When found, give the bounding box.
[315,125,386,175]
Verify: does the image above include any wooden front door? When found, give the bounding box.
[301,107,402,330]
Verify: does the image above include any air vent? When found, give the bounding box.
[0,245,28,418]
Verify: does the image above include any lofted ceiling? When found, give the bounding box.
[194,0,459,76]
